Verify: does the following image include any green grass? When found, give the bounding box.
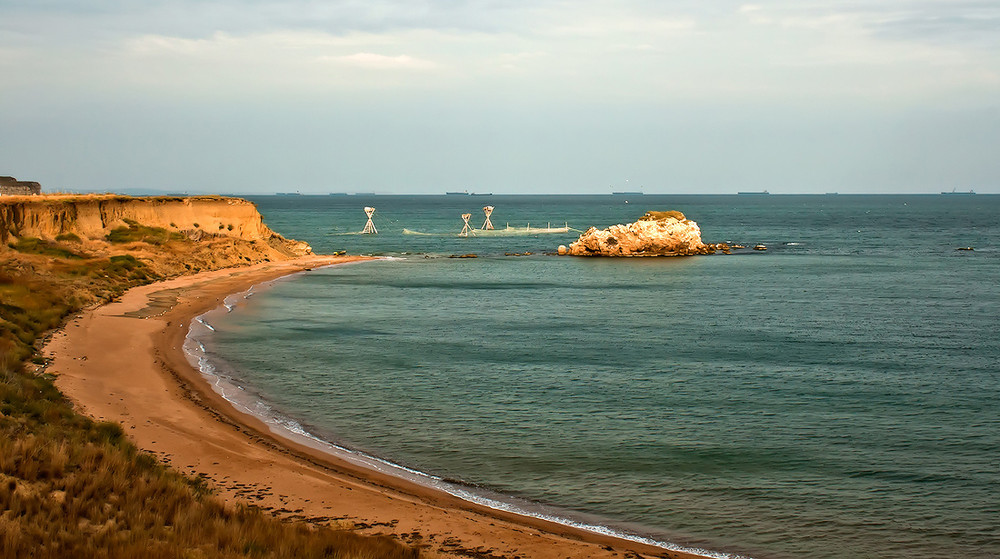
[106,222,183,245]
[9,237,85,259]
[55,233,82,243]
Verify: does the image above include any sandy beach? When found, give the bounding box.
[44,255,709,559]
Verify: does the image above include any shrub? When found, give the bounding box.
[91,255,158,285]
[56,233,82,243]
[106,224,181,245]
[10,237,85,259]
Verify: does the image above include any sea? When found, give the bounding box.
[185,194,999,559]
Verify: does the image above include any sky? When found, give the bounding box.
[1,0,998,194]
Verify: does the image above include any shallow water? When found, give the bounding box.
[193,195,999,558]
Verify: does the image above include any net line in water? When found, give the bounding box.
[403,224,582,236]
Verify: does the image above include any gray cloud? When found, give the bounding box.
[734,1,1000,48]
[866,4,1000,48]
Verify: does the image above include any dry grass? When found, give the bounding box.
[0,194,234,206]
[639,210,687,222]
[8,237,86,260]
[0,232,419,559]
[0,367,418,559]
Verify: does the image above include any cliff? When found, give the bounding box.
[0,195,310,257]
[558,210,728,257]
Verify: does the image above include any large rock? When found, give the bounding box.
[558,210,726,257]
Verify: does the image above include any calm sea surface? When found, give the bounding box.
[191,195,998,559]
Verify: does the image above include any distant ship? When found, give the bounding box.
[612,191,643,195]
[352,192,376,196]
[446,190,471,195]
[942,188,975,195]
[275,192,302,196]
[738,190,770,195]
[328,192,348,196]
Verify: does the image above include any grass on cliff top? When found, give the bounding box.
[0,194,236,206]
[0,236,418,559]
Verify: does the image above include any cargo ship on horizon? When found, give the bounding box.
[942,188,975,195]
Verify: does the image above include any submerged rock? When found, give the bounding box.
[558,210,728,257]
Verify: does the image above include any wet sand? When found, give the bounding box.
[45,256,710,559]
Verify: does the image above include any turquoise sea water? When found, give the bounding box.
[190,195,998,559]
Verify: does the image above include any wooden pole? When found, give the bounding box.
[482,205,495,230]
[362,206,378,234]
[460,213,474,237]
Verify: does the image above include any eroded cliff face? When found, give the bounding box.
[0,195,311,257]
[558,210,728,257]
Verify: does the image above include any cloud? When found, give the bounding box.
[735,1,1000,48]
[868,7,1000,48]
[1,0,998,106]
[321,52,436,69]
[0,0,548,40]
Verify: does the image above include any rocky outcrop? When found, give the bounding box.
[0,195,310,256]
[558,210,728,257]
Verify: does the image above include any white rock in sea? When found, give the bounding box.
[559,210,725,257]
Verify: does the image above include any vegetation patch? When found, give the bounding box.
[106,222,182,245]
[0,365,418,559]
[55,233,82,243]
[9,237,85,259]
[0,273,74,370]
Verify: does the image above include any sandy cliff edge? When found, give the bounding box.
[0,194,310,256]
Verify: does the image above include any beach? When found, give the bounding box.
[44,255,707,559]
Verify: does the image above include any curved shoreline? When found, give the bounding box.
[45,256,719,559]
[186,288,739,558]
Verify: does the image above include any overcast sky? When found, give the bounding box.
[1,0,998,194]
